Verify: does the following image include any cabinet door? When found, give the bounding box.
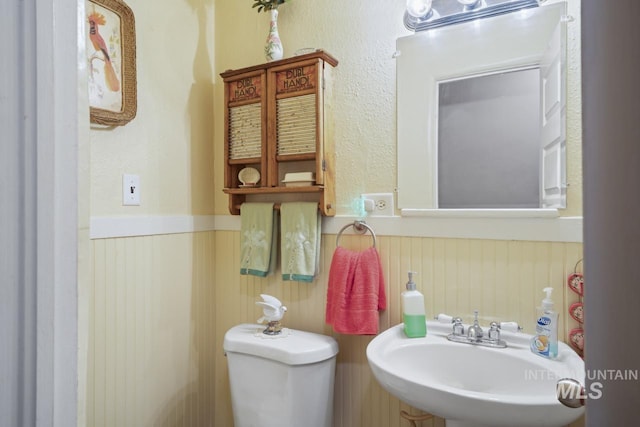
[224,70,267,189]
[268,59,322,187]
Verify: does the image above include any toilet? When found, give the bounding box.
[224,323,339,427]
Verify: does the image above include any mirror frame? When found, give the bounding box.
[397,2,566,214]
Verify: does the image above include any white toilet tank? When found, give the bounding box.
[224,324,339,427]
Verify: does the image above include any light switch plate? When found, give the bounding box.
[122,174,140,206]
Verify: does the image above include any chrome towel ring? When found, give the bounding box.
[336,221,377,248]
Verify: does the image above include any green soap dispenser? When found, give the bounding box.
[402,272,427,338]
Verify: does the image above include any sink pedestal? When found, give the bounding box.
[447,421,567,427]
[446,421,496,427]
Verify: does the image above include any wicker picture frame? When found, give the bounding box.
[87,0,137,126]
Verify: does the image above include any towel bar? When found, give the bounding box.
[336,221,376,248]
[234,202,322,212]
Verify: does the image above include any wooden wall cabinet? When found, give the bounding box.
[221,50,338,215]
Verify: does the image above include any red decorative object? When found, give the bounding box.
[567,258,584,358]
[568,272,584,296]
[569,301,584,323]
[569,327,584,355]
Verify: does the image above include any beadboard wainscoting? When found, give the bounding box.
[88,232,216,426]
[87,215,584,427]
[213,231,584,427]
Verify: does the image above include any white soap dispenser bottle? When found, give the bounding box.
[531,287,559,358]
[402,271,427,338]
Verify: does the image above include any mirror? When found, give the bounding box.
[438,68,541,208]
[397,2,567,212]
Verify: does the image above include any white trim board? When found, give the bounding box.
[90,214,582,242]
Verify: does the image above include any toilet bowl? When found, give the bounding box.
[224,323,339,427]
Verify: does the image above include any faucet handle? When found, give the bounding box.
[499,321,522,333]
[452,317,465,336]
[435,313,454,324]
[488,321,501,341]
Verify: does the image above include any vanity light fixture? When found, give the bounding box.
[404,0,540,32]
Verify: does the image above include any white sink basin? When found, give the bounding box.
[366,321,585,427]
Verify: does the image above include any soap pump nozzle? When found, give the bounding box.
[542,287,554,310]
[406,271,417,291]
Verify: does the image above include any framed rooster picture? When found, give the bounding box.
[86,0,137,126]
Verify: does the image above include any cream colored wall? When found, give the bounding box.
[90,0,215,216]
[85,1,584,426]
[210,1,583,426]
[213,0,408,215]
[213,0,582,216]
[213,231,584,427]
[564,0,583,217]
[87,232,216,426]
[86,0,217,425]
[86,232,584,426]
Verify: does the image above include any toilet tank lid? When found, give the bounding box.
[223,324,339,365]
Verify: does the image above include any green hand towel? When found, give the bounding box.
[280,202,321,282]
[240,203,277,277]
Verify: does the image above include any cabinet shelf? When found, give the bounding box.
[275,153,316,162]
[221,50,337,216]
[224,185,324,195]
[228,157,261,165]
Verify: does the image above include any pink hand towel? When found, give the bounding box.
[326,246,387,335]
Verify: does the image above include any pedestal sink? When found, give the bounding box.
[366,321,584,427]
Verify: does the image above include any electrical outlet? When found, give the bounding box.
[362,193,394,216]
[122,174,140,206]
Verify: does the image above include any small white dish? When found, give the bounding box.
[238,167,260,186]
[283,172,315,182]
[282,172,315,188]
[283,181,314,188]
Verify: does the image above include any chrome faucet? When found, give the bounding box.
[466,310,483,341]
[446,310,507,349]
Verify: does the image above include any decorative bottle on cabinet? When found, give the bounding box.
[265,9,283,62]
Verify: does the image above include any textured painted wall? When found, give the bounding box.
[564,0,582,217]
[213,0,582,216]
[213,0,408,216]
[89,0,215,216]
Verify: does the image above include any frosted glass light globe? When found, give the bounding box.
[406,0,433,18]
